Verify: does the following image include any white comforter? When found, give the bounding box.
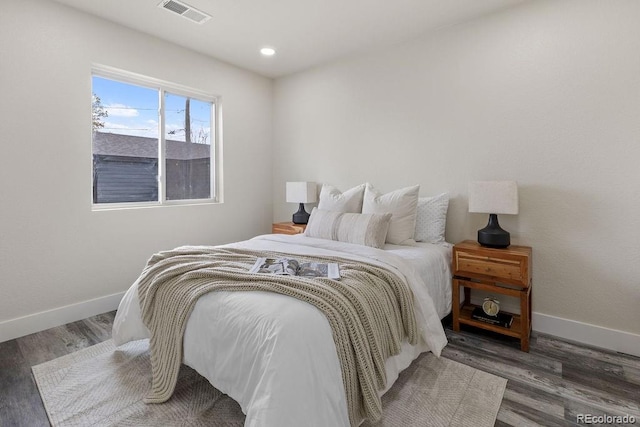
[112,234,448,426]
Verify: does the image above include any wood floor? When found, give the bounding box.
[1,311,639,426]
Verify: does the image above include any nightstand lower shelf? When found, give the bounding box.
[458,304,522,338]
[453,277,532,351]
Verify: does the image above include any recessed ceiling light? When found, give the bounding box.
[260,47,276,56]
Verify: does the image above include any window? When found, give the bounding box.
[91,66,219,207]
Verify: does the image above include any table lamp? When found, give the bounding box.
[286,182,317,224]
[468,181,518,248]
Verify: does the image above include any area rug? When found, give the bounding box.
[32,339,506,426]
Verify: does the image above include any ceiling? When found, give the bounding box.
[50,0,525,78]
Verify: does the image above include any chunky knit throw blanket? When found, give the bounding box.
[137,246,418,425]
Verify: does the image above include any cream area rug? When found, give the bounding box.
[32,339,506,427]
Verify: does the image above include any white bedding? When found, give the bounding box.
[381,241,452,319]
[112,234,450,426]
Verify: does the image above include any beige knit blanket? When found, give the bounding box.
[137,246,418,425]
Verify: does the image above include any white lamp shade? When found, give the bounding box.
[468,181,519,215]
[286,182,317,203]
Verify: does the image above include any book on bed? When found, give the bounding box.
[250,257,340,279]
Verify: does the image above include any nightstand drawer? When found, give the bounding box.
[455,253,525,284]
[452,240,531,287]
[272,222,306,235]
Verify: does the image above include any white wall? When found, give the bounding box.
[0,0,273,339]
[273,1,640,339]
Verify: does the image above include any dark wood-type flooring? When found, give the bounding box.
[1,311,639,426]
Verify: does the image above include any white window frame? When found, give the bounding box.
[91,64,222,210]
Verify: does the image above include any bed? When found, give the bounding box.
[113,184,451,427]
[112,232,451,426]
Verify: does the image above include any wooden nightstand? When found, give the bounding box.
[452,240,532,351]
[272,222,307,235]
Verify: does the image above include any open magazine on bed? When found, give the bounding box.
[250,257,341,279]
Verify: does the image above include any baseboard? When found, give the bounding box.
[469,294,640,358]
[0,292,124,344]
[532,312,640,358]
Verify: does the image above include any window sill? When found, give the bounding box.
[91,199,220,212]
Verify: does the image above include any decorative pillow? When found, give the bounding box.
[304,208,392,249]
[414,193,449,243]
[317,183,366,213]
[361,183,420,245]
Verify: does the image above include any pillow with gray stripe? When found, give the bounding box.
[304,208,392,249]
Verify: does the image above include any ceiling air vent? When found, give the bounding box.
[158,0,211,24]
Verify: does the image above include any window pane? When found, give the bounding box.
[164,93,213,201]
[92,76,159,203]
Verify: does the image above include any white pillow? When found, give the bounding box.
[304,208,391,249]
[361,183,420,245]
[414,193,449,243]
[317,184,366,213]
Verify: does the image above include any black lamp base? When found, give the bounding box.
[292,203,310,224]
[477,214,510,248]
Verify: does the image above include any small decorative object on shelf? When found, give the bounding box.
[482,296,500,316]
[451,240,532,351]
